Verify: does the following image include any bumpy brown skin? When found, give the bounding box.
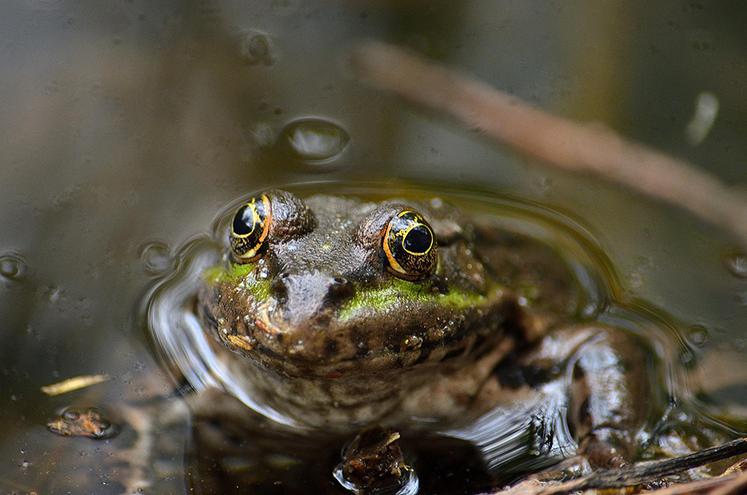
[199,190,653,466]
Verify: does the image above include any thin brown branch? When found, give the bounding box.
[710,470,747,495]
[488,437,747,495]
[351,42,747,247]
[644,475,742,495]
[573,437,747,489]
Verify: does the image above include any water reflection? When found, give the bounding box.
[446,387,574,474]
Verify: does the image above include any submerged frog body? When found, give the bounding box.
[199,190,652,467]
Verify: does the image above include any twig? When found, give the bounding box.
[644,475,741,495]
[710,470,747,495]
[489,437,747,494]
[351,42,747,248]
[40,374,110,396]
[541,437,747,494]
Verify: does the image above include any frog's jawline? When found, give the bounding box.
[200,291,522,430]
[201,281,516,376]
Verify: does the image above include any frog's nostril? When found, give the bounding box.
[271,273,354,316]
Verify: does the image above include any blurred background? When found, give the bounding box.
[1,1,746,492]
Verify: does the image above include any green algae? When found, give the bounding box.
[202,263,271,300]
[204,264,502,321]
[338,279,495,321]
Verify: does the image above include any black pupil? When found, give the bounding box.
[404,225,431,254]
[233,205,256,236]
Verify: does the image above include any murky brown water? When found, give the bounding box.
[1,2,746,494]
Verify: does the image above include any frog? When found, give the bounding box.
[197,189,655,472]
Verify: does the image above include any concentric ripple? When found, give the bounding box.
[146,236,303,429]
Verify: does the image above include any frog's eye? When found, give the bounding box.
[230,194,272,262]
[383,210,437,280]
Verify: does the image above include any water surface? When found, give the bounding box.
[1,2,746,493]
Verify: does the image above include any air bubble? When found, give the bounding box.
[686,325,709,347]
[278,118,349,165]
[0,253,27,282]
[139,242,174,275]
[240,31,273,66]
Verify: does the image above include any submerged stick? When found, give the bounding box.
[351,42,747,248]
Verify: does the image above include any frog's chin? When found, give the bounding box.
[220,298,512,385]
[214,321,512,433]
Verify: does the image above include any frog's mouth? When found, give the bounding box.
[209,282,517,379]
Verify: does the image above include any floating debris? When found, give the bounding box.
[47,406,118,439]
[41,374,110,396]
[226,334,256,352]
[335,427,418,494]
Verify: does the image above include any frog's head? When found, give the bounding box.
[201,190,511,381]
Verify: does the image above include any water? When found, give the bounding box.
[1,2,746,494]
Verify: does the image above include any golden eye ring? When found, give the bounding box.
[230,194,272,262]
[383,210,437,280]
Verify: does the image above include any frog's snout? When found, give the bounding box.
[270,271,355,324]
